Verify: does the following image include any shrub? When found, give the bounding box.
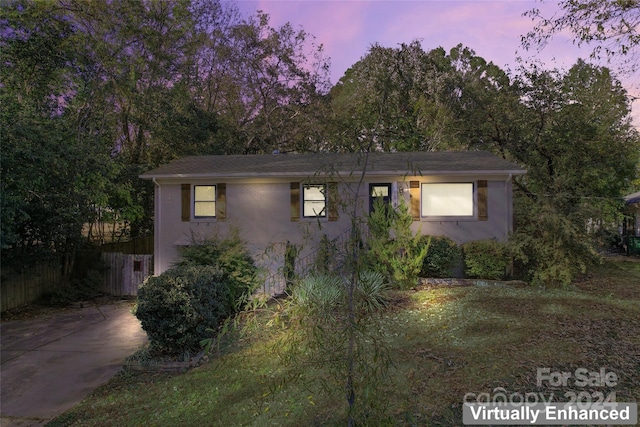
[136,233,259,355]
[462,239,510,280]
[509,200,601,287]
[176,231,259,308]
[136,266,245,355]
[419,236,461,278]
[366,198,426,289]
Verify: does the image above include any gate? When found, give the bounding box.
[101,253,153,296]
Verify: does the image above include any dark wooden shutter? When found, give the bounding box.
[477,180,488,221]
[181,184,190,222]
[328,182,338,222]
[290,182,300,222]
[409,181,420,221]
[216,183,226,221]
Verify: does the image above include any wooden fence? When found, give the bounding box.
[99,235,153,255]
[101,253,153,296]
[1,263,61,312]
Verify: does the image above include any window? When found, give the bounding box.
[303,184,326,217]
[421,183,473,217]
[194,185,216,218]
[369,183,391,214]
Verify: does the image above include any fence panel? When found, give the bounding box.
[99,236,153,255]
[1,263,61,312]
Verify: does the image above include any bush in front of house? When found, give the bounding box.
[418,235,461,278]
[366,198,427,289]
[136,266,230,355]
[462,239,510,280]
[136,233,259,356]
[175,231,259,307]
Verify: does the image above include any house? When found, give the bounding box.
[140,151,526,278]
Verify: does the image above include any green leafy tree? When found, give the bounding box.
[199,11,331,154]
[479,60,639,285]
[328,41,463,152]
[0,1,115,273]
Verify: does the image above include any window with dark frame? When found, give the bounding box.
[303,184,327,218]
[369,183,392,214]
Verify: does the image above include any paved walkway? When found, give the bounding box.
[0,302,148,426]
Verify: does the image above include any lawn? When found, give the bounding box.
[48,258,640,426]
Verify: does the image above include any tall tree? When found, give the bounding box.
[0,1,115,271]
[328,41,462,152]
[197,11,331,154]
[479,60,639,285]
[523,0,640,72]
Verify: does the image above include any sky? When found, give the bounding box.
[235,0,640,127]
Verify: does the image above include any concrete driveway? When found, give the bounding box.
[0,302,148,426]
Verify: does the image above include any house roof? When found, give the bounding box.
[140,150,526,179]
[625,191,640,205]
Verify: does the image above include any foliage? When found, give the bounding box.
[366,198,427,289]
[523,0,640,73]
[279,271,392,422]
[175,231,260,309]
[283,241,299,293]
[2,0,331,259]
[0,1,116,270]
[462,239,510,280]
[313,234,334,274]
[452,52,639,286]
[419,235,461,278]
[328,41,463,152]
[509,198,601,288]
[43,270,105,306]
[136,266,227,355]
[136,232,259,355]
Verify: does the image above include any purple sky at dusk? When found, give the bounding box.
[236,0,640,126]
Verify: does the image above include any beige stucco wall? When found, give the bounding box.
[152,175,515,275]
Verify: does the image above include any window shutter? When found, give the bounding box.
[477,180,488,221]
[290,182,300,222]
[409,181,420,221]
[328,182,338,221]
[216,183,226,221]
[181,184,190,222]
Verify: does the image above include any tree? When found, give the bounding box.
[0,1,115,272]
[523,0,640,72]
[328,41,463,152]
[198,11,331,154]
[492,61,639,285]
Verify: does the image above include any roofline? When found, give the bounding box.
[140,169,527,180]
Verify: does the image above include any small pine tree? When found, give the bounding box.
[366,197,427,289]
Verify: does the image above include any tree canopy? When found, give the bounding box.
[2,0,639,287]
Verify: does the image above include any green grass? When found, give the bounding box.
[48,259,640,426]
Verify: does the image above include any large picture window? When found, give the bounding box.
[194,185,216,218]
[421,183,473,217]
[303,184,326,217]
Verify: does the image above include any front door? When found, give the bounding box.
[369,183,392,214]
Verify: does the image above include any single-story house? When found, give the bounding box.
[140,150,526,277]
